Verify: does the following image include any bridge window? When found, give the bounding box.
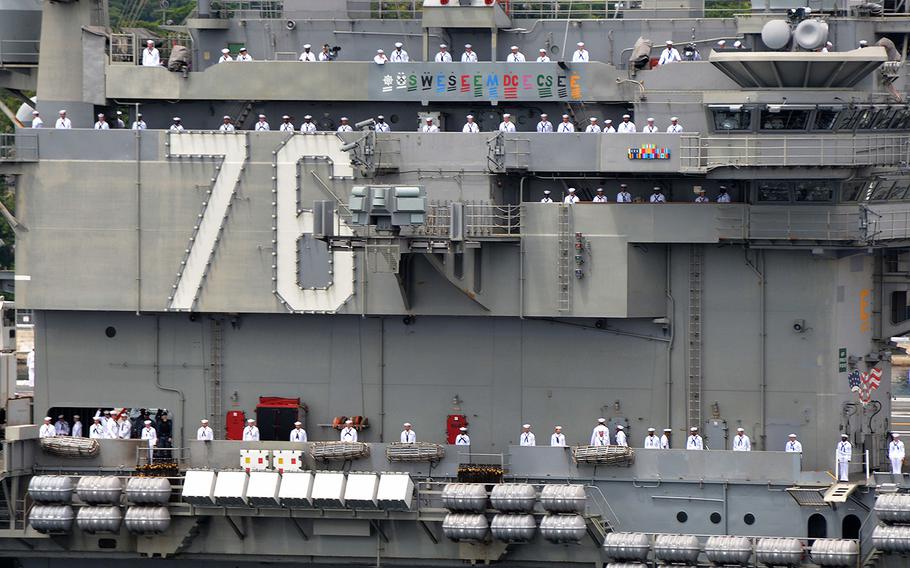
[871,180,896,201]
[856,109,877,130]
[840,181,865,202]
[834,110,862,131]
[891,291,910,324]
[757,181,791,202]
[814,109,840,130]
[872,109,898,130]
[889,109,910,129]
[794,181,833,202]
[887,180,910,200]
[712,108,752,131]
[760,109,809,131]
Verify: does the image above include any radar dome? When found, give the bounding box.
[761,20,792,50]
[794,19,829,50]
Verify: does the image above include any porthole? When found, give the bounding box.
[98,538,116,549]
[710,512,722,524]
[104,326,116,338]
[676,511,688,523]
[744,513,756,525]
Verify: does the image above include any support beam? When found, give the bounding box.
[225,515,245,540]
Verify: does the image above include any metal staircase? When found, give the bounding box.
[557,205,572,312]
[687,245,704,428]
[208,319,224,435]
[234,101,255,129]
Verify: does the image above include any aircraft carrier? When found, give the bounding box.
[1,0,910,566]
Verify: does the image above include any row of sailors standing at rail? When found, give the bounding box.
[542,185,731,204]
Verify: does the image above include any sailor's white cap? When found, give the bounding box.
[653,186,662,191]
[377,48,384,53]
[568,187,576,193]
[503,113,511,118]
[116,110,123,115]
[664,428,672,432]
[377,115,384,119]
[577,42,585,47]
[671,116,679,121]
[223,115,231,120]
[690,427,698,432]
[466,114,474,119]
[93,416,101,421]
[562,114,569,118]
[43,416,51,421]
[555,425,562,429]
[59,109,66,114]
[394,42,403,48]
[58,414,65,419]
[605,119,613,124]
[173,117,181,121]
[104,410,111,414]
[616,425,624,430]
[648,427,656,432]
[403,422,411,427]
[841,433,849,437]
[304,115,312,120]
[737,427,745,432]
[439,44,447,48]
[733,41,742,48]
[589,117,598,122]
[201,419,209,423]
[282,115,290,120]
[510,45,519,50]
[859,40,868,46]
[826,41,833,47]
[597,418,606,423]
[247,418,255,423]
[294,421,302,426]
[144,420,152,425]
[894,432,901,437]
[788,433,797,437]
[239,46,247,51]
[622,114,631,119]
[97,113,104,118]
[221,48,230,54]
[541,113,548,117]
[425,117,434,122]
[717,40,726,46]
[258,114,266,118]
[340,117,349,121]
[137,113,142,117]
[459,427,467,431]
[303,44,311,49]
[647,117,655,122]
[465,44,472,48]
[596,187,604,192]
[543,190,551,195]
[522,423,531,428]
[147,39,154,44]
[345,419,353,424]
[32,110,39,115]
[539,48,547,52]
[665,40,674,45]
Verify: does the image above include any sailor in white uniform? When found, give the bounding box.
[141,420,157,462]
[614,425,628,447]
[591,418,609,445]
[618,114,636,133]
[89,417,105,439]
[603,119,616,133]
[650,187,666,203]
[593,188,608,203]
[115,111,126,128]
[69,415,82,438]
[39,417,56,438]
[254,114,270,131]
[94,114,110,130]
[564,187,580,204]
[169,117,184,131]
[242,418,260,441]
[660,428,672,449]
[55,110,71,129]
[218,48,233,63]
[197,419,214,441]
[462,115,479,133]
[31,111,43,128]
[785,433,802,454]
[557,114,575,133]
[519,424,536,446]
[536,48,550,63]
[592,429,610,446]
[373,49,389,64]
[695,190,709,203]
[658,40,681,65]
[716,186,731,203]
[118,415,132,439]
[667,116,684,133]
[337,117,353,132]
[142,40,160,67]
[536,113,553,133]
[318,45,332,61]
[400,422,416,443]
[219,116,235,132]
[300,115,317,133]
[732,427,751,451]
[550,425,566,447]
[507,45,526,62]
[644,428,661,449]
[298,44,316,62]
[290,421,308,442]
[421,117,439,133]
[572,42,590,62]
[686,427,704,450]
[104,413,119,439]
[643,117,659,133]
[55,415,70,436]
[390,42,409,62]
[435,44,452,63]
[585,117,602,133]
[540,190,554,203]
[279,115,295,132]
[455,426,470,445]
[461,44,477,62]
[131,114,147,130]
[616,184,632,203]
[340,419,358,442]
[836,433,852,481]
[236,47,253,61]
[374,115,391,132]
[889,432,905,475]
[499,114,516,132]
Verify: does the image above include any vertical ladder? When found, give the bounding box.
[234,102,255,129]
[209,319,224,436]
[687,245,704,429]
[557,204,571,312]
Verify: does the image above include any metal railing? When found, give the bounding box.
[346,0,422,19]
[0,133,38,162]
[110,33,137,65]
[680,134,910,172]
[505,0,750,17]
[0,40,40,66]
[416,203,521,239]
[209,0,284,19]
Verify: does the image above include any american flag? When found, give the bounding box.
[854,367,883,404]
[866,367,883,390]
[848,370,862,390]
